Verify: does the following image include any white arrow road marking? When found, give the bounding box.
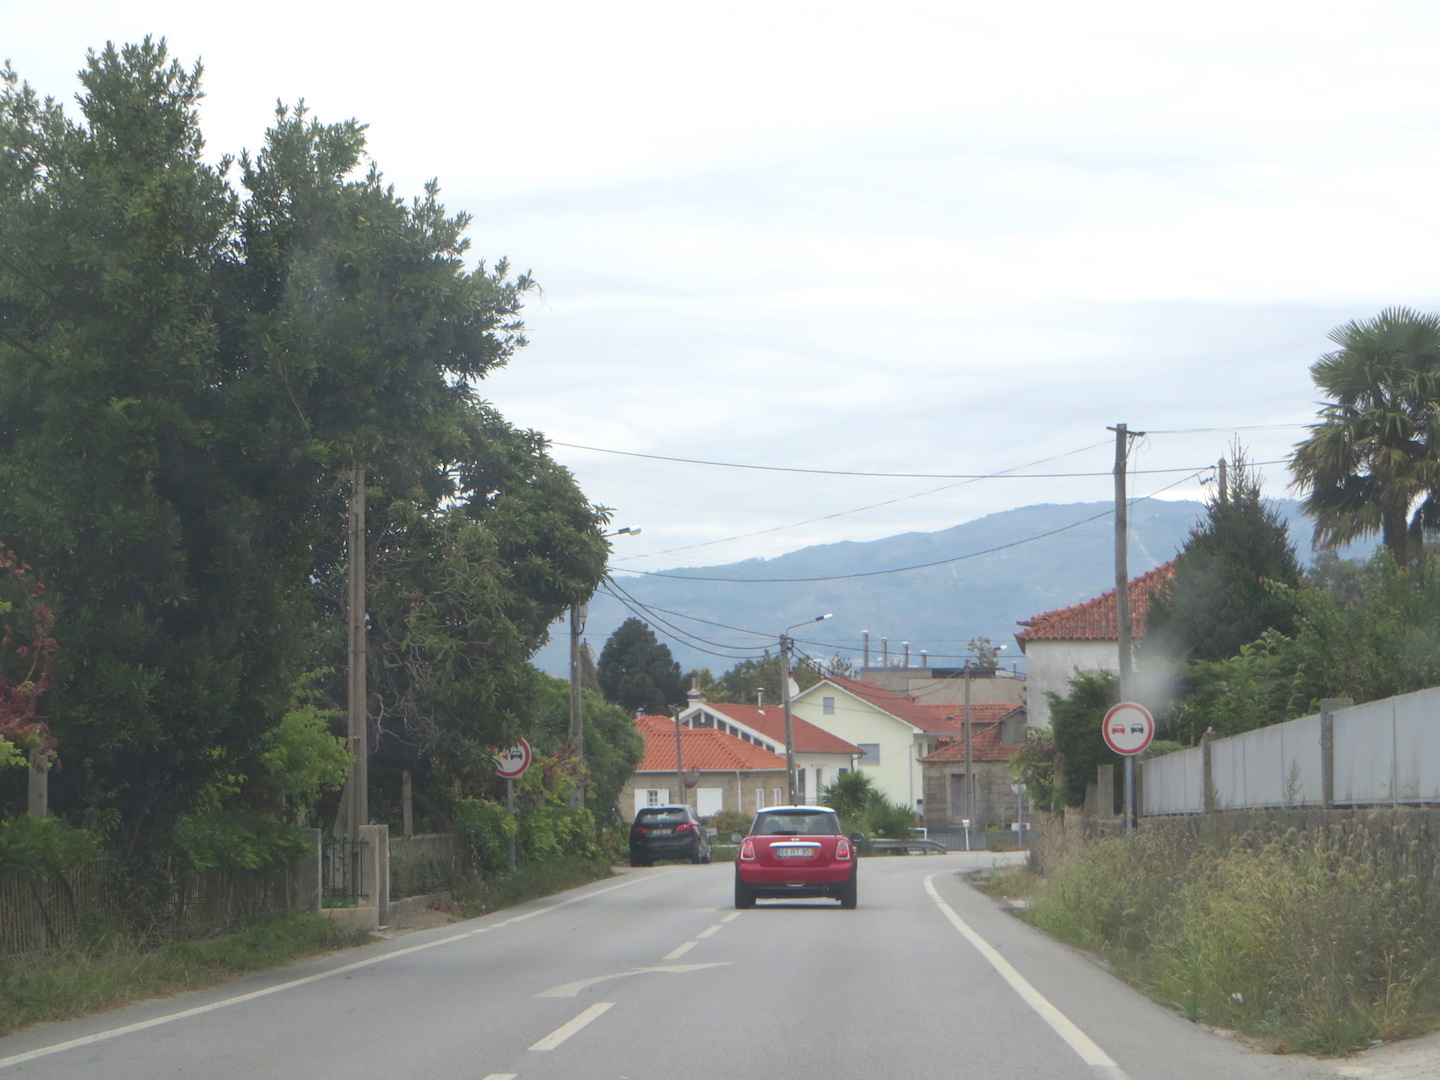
[924,873,1132,1080]
[535,962,732,999]
[529,1003,614,1051]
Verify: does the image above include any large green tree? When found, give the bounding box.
[1144,451,1302,667]
[0,41,608,852]
[1290,307,1440,568]
[597,619,687,715]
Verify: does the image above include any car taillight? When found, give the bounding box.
[674,822,696,834]
[630,825,648,837]
[739,838,756,861]
[836,838,852,860]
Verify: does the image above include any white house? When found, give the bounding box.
[678,700,862,805]
[1014,561,1175,729]
[790,674,1021,814]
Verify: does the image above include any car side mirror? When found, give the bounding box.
[731,833,743,843]
[850,833,866,847]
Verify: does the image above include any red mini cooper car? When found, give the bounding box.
[733,806,862,909]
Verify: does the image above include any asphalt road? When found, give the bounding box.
[0,853,1348,1080]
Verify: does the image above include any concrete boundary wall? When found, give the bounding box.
[1141,686,1440,816]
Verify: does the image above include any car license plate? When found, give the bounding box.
[651,828,672,836]
[774,847,812,858]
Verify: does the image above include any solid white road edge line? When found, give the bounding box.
[528,1003,615,1051]
[0,873,666,1071]
[924,873,1132,1080]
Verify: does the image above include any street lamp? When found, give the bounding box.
[780,613,832,804]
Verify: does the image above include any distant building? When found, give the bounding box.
[790,674,1022,814]
[920,705,1027,832]
[1014,561,1174,729]
[623,715,788,820]
[678,700,861,805]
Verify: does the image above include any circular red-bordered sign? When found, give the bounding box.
[1102,702,1154,756]
[495,738,532,778]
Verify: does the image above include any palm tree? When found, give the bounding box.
[1290,307,1440,567]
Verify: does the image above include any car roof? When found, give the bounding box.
[636,805,691,813]
[755,805,836,814]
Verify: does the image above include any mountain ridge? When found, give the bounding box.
[533,497,1346,677]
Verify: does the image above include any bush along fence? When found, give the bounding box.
[2,825,405,958]
[1140,686,1440,816]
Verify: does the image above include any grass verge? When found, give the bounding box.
[0,855,617,1038]
[989,816,1440,1056]
[0,915,372,1037]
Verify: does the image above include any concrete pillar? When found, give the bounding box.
[359,823,390,927]
[1319,698,1352,809]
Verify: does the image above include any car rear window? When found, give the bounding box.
[637,810,688,825]
[753,812,839,836]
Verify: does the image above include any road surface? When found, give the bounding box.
[0,853,1345,1079]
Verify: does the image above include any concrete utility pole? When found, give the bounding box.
[568,601,587,808]
[1108,423,1144,832]
[346,461,368,837]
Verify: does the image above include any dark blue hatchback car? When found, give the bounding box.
[629,805,712,867]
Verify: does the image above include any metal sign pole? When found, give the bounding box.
[507,777,516,873]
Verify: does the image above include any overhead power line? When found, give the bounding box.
[611,472,1203,584]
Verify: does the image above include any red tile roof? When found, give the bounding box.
[633,715,787,774]
[917,702,1022,736]
[811,674,1019,735]
[690,702,862,756]
[1014,560,1176,649]
[922,723,1022,763]
[811,674,940,730]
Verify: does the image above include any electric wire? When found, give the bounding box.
[615,469,1204,585]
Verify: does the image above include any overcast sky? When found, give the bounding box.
[8,1,1440,579]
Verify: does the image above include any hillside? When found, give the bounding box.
[534,498,1349,678]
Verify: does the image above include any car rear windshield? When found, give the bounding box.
[753,812,839,836]
[636,810,689,825]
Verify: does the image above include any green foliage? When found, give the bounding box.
[524,675,644,824]
[171,810,310,873]
[861,790,918,839]
[704,653,781,705]
[1290,307,1440,567]
[450,796,516,875]
[1169,551,1440,741]
[1028,816,1440,1054]
[821,770,873,825]
[1048,670,1119,809]
[0,816,100,878]
[597,619,687,715]
[0,42,609,855]
[1008,730,1062,814]
[819,771,912,838]
[1144,450,1301,667]
[256,673,349,818]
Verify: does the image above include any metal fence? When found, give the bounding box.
[1141,685,1440,815]
[322,834,367,907]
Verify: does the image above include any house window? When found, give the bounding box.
[858,743,880,765]
[822,696,835,715]
[773,788,785,806]
[755,789,765,812]
[646,789,663,807]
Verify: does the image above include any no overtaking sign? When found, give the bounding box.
[1102,702,1154,756]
